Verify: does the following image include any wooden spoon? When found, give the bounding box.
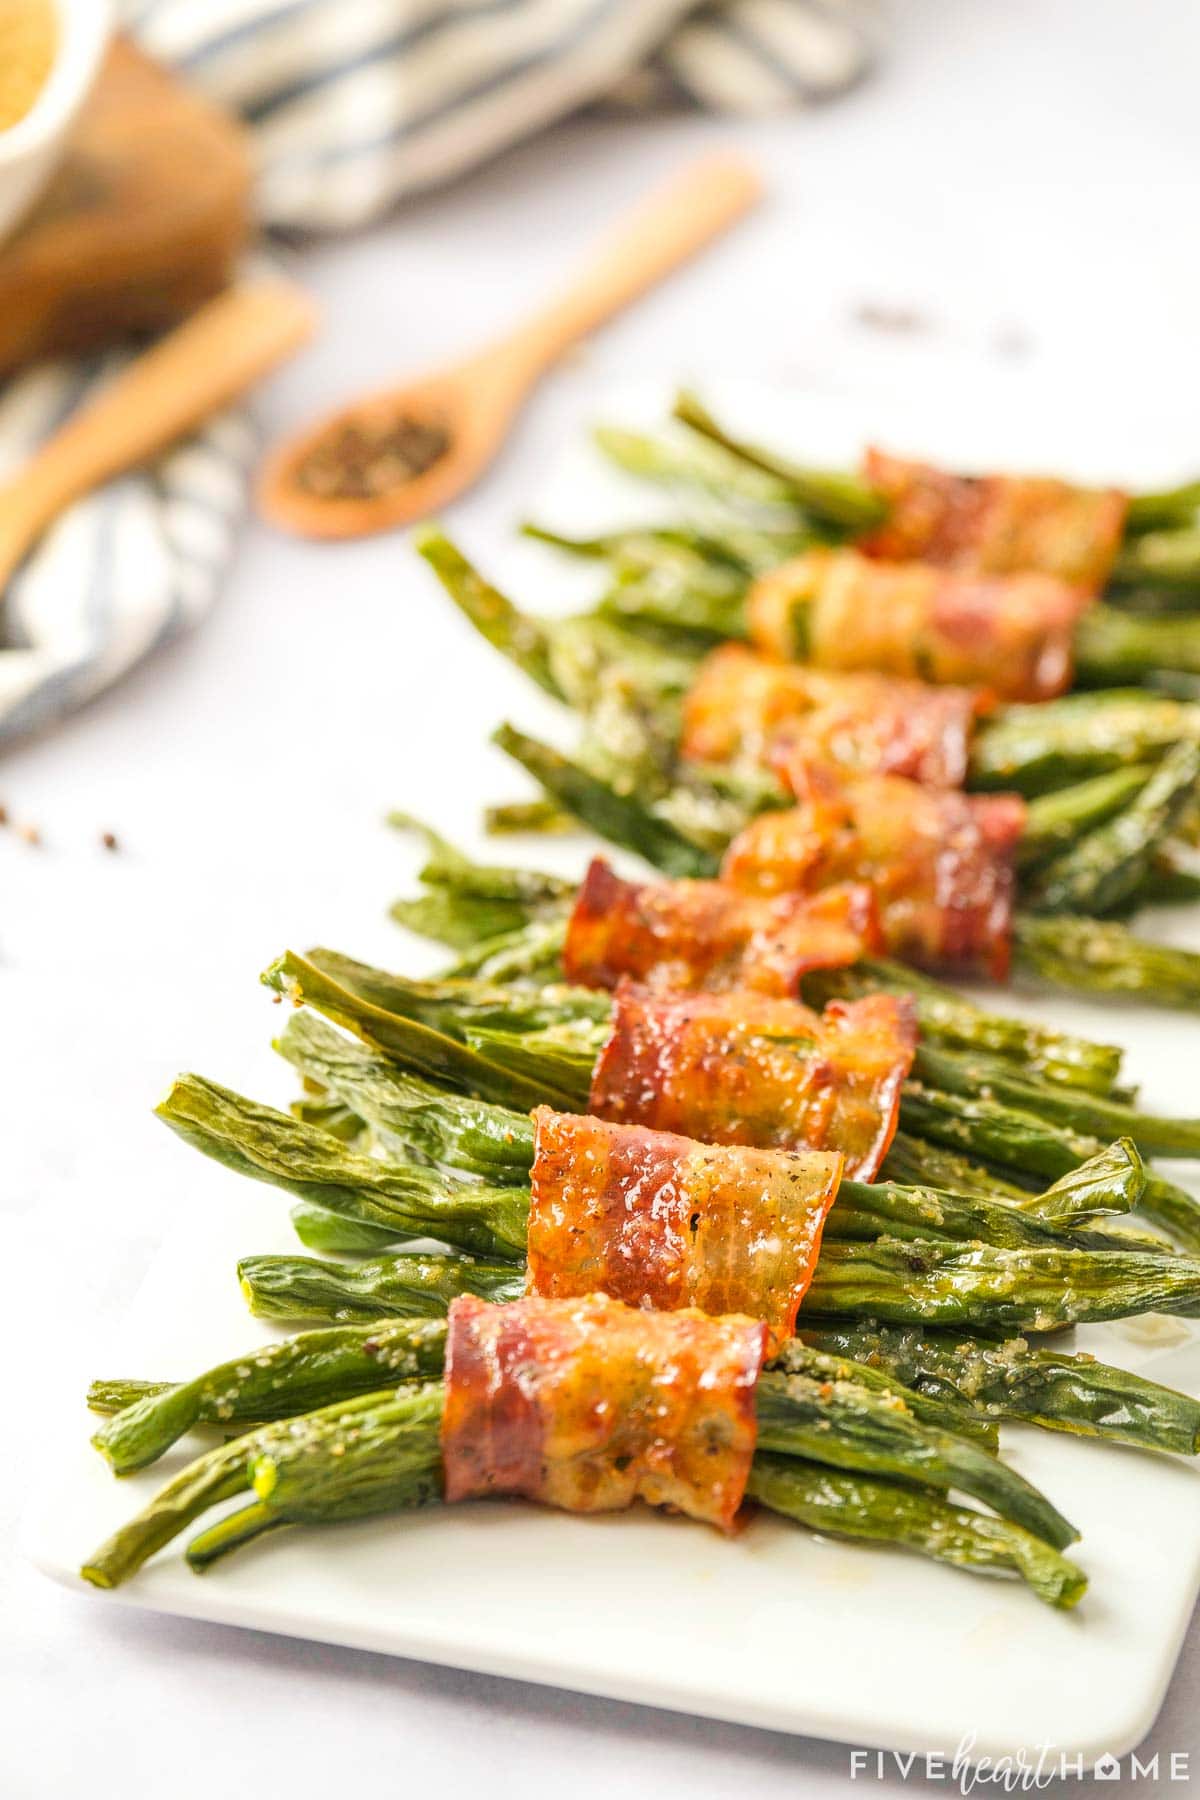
[258,153,763,541]
[0,281,317,591]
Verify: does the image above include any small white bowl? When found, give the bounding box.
[0,0,112,247]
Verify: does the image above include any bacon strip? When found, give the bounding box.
[723,764,1026,981]
[859,447,1128,593]
[564,856,880,997]
[526,1107,843,1345]
[681,644,982,787]
[747,547,1089,704]
[589,982,915,1181]
[441,1292,767,1531]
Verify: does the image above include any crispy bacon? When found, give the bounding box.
[723,764,1026,981]
[441,1292,767,1531]
[526,1107,843,1345]
[563,856,880,997]
[681,643,982,787]
[589,983,915,1181]
[859,448,1128,593]
[747,547,1089,703]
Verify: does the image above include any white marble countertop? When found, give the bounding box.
[7,1,1200,1792]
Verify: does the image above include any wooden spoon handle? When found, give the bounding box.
[501,153,762,374]
[0,282,316,576]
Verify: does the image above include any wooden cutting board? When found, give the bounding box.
[0,39,252,375]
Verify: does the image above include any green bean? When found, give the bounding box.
[1026,741,1200,915]
[876,1143,1167,1255]
[415,528,563,699]
[806,1238,1200,1331]
[462,1025,593,1107]
[523,521,704,562]
[1132,850,1200,909]
[970,691,1200,795]
[1131,1177,1200,1255]
[595,565,749,644]
[911,1041,1200,1159]
[483,798,574,835]
[804,957,1124,1095]
[386,813,572,946]
[745,1457,1085,1609]
[900,1083,1107,1184]
[1017,767,1153,868]
[601,537,749,608]
[388,812,573,907]
[390,889,541,949]
[91,1320,448,1475]
[83,1428,272,1589]
[671,391,887,532]
[1014,1139,1146,1225]
[531,519,815,587]
[775,1342,996,1446]
[238,1251,525,1322]
[88,1379,168,1415]
[288,945,607,1040]
[881,1131,1033,1200]
[276,1011,538,1183]
[1075,602,1200,682]
[1125,481,1200,534]
[82,1385,445,1589]
[593,422,806,515]
[493,722,717,878]
[156,1075,531,1259]
[262,950,579,1112]
[290,1094,364,1143]
[898,1082,1200,1249]
[182,1382,445,1563]
[184,1503,284,1568]
[794,1324,1200,1457]
[755,1368,1075,1547]
[441,915,569,983]
[290,1202,399,1255]
[1014,911,1200,1010]
[1112,527,1200,590]
[830,1174,1138,1253]
[845,1139,1149,1251]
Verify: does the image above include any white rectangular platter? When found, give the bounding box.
[26,379,1200,1766]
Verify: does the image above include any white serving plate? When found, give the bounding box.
[26,378,1200,1767]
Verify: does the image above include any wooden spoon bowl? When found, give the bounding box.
[257,347,536,541]
[258,154,763,542]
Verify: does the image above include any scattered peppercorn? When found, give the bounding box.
[0,804,8,826]
[17,821,40,846]
[854,302,930,336]
[101,830,119,852]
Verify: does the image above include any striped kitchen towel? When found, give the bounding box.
[2,0,879,745]
[127,0,881,231]
[0,357,257,747]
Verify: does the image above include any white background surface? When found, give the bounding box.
[7,1,1200,1794]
